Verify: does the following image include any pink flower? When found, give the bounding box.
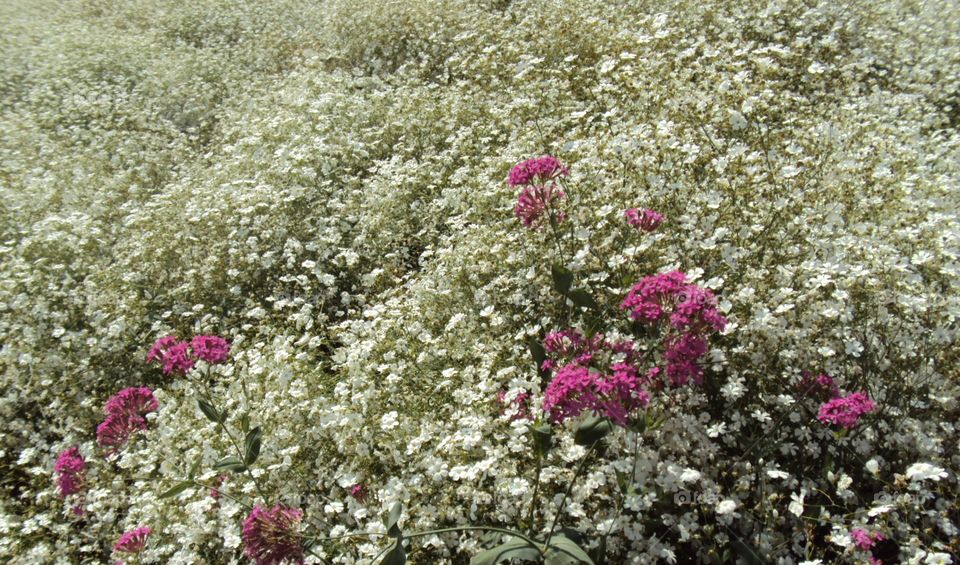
[544,363,649,426]
[625,208,665,232]
[147,335,180,365]
[664,332,709,386]
[621,271,688,324]
[190,335,231,364]
[54,447,87,498]
[508,155,569,187]
[162,341,195,375]
[114,526,151,554]
[349,484,368,503]
[242,504,306,565]
[818,392,876,429]
[851,528,885,550]
[97,387,158,449]
[515,184,567,230]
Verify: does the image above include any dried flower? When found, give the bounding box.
[242,504,306,565]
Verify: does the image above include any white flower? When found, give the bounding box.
[715,500,737,515]
[380,411,400,431]
[905,463,948,482]
[789,489,806,517]
[924,553,953,565]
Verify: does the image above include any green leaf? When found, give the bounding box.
[240,413,250,434]
[188,457,202,480]
[574,415,614,446]
[159,481,193,499]
[568,289,600,310]
[213,456,246,473]
[198,399,222,424]
[730,535,766,565]
[383,501,403,538]
[551,263,574,295]
[526,336,548,378]
[531,423,554,456]
[244,426,262,466]
[380,536,406,565]
[470,538,541,565]
[545,534,595,564]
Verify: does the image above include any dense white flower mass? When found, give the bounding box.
[1,0,958,563]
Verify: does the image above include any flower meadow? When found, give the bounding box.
[1,0,959,563]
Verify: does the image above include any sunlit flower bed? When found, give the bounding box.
[1,0,958,563]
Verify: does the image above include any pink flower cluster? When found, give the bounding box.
[508,155,569,187]
[54,447,86,498]
[242,504,306,565]
[543,363,651,426]
[851,528,886,550]
[96,387,159,449]
[621,272,727,386]
[147,334,231,375]
[818,391,876,429]
[114,526,151,554]
[509,156,570,230]
[540,329,651,426]
[624,208,664,232]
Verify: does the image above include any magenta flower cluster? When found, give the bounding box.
[114,526,151,555]
[818,391,876,429]
[96,387,159,449]
[147,334,231,375]
[54,447,86,498]
[541,328,651,426]
[798,371,840,400]
[242,504,306,565]
[624,208,664,232]
[621,271,727,386]
[508,155,569,187]
[509,156,570,230]
[349,483,368,503]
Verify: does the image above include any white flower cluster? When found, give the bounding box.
[1,0,958,563]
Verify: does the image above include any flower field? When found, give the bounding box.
[1,0,958,563]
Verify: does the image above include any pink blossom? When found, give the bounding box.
[114,526,151,554]
[508,155,569,187]
[818,392,876,429]
[624,208,665,232]
[851,528,885,550]
[161,341,195,375]
[242,504,306,565]
[515,184,567,230]
[620,271,688,324]
[98,387,158,449]
[664,332,709,386]
[349,484,368,503]
[54,447,86,497]
[191,335,231,364]
[146,335,180,365]
[544,363,649,426]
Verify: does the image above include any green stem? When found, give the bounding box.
[526,456,543,533]
[543,441,600,549]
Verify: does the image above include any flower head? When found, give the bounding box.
[544,363,649,426]
[147,335,180,364]
[162,341,195,375]
[508,155,569,187]
[818,392,876,429]
[98,387,158,449]
[625,208,665,232]
[114,526,151,554]
[851,528,885,550]
[242,504,306,565]
[190,335,231,364]
[54,447,87,497]
[515,184,567,230]
[798,372,839,400]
